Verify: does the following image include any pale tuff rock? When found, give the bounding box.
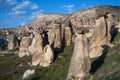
[32,54,42,66]
[67,33,90,80]
[106,14,113,42]
[28,33,43,66]
[70,17,95,28]
[89,16,106,58]
[64,27,72,46]
[89,18,95,25]
[27,31,54,67]
[7,34,18,50]
[54,27,61,50]
[18,36,31,58]
[47,29,55,46]
[22,69,35,80]
[40,45,54,67]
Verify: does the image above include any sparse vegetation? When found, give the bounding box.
[31,44,74,80]
[0,32,120,80]
[0,44,73,80]
[88,32,120,80]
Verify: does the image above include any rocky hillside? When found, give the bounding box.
[23,5,120,30]
[0,5,120,80]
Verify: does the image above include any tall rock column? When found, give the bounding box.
[8,34,18,50]
[67,28,90,80]
[106,14,113,43]
[89,16,107,58]
[48,28,55,46]
[28,31,43,66]
[54,27,61,51]
[64,27,72,46]
[18,33,31,58]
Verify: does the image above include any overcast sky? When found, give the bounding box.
[0,0,120,28]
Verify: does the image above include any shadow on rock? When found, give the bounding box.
[110,26,118,42]
[53,47,64,62]
[89,45,110,75]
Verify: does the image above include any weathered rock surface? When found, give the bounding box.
[64,27,72,46]
[1,5,119,71]
[7,34,19,50]
[89,14,113,58]
[47,28,55,46]
[67,32,90,80]
[1,5,120,80]
[106,14,113,42]
[18,36,31,57]
[40,45,54,67]
[28,33,43,66]
[54,27,61,51]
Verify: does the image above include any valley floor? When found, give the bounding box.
[0,33,120,80]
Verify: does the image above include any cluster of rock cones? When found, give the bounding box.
[1,5,120,80]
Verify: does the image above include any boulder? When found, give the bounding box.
[40,45,54,67]
[22,69,35,80]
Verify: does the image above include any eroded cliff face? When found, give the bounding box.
[0,5,120,80]
[22,6,120,59]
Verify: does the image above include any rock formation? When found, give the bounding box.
[47,28,55,46]
[40,45,54,67]
[1,6,119,80]
[15,6,118,69]
[22,69,35,80]
[67,28,90,80]
[28,32,43,66]
[54,27,62,51]
[89,14,113,58]
[106,14,113,42]
[7,34,19,50]
[18,34,31,58]
[64,26,72,46]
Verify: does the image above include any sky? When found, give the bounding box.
[0,0,120,28]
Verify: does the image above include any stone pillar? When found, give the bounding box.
[89,16,107,58]
[64,27,72,46]
[67,28,90,80]
[48,28,55,46]
[54,27,61,51]
[8,34,18,50]
[106,14,113,43]
[28,31,43,66]
[18,36,31,57]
